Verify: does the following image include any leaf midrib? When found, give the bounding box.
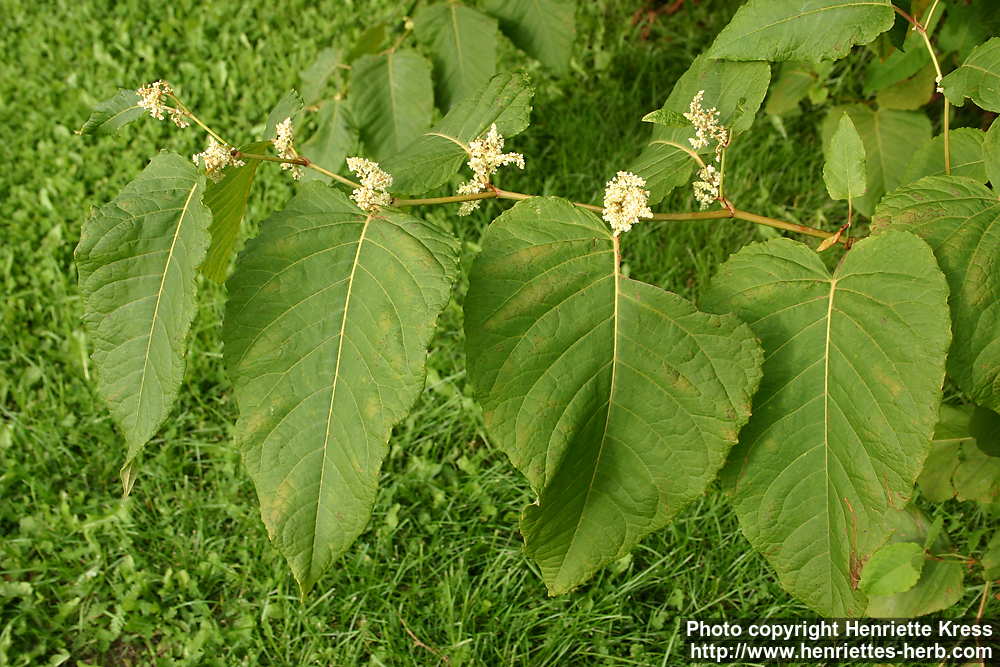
[554,235,620,585]
[311,213,374,581]
[134,181,199,442]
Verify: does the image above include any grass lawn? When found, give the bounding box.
[2,0,994,664]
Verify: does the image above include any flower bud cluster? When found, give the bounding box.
[602,171,653,235]
[136,80,189,128]
[692,165,721,210]
[456,124,524,215]
[347,157,393,213]
[192,138,244,182]
[684,90,728,160]
[273,118,301,180]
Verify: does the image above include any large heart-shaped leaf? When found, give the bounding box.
[383,73,533,195]
[708,0,894,63]
[351,50,434,162]
[414,3,497,111]
[941,37,1000,113]
[631,55,770,204]
[224,185,459,593]
[703,231,951,616]
[872,176,1000,412]
[465,197,763,594]
[821,105,931,216]
[484,0,576,74]
[75,153,212,491]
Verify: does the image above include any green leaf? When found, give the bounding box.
[970,406,1000,457]
[866,506,964,617]
[631,55,770,204]
[985,117,1000,188]
[483,0,576,74]
[347,23,387,63]
[383,72,533,195]
[224,184,459,593]
[264,90,304,140]
[954,441,1000,504]
[465,197,762,595]
[707,0,895,63]
[350,50,434,162]
[703,231,951,616]
[201,141,271,283]
[872,176,1000,412]
[765,61,831,116]
[821,105,931,216]
[414,4,497,111]
[823,112,867,201]
[299,47,341,106]
[860,542,924,597]
[75,153,212,492]
[77,89,143,136]
[875,62,937,110]
[901,128,987,185]
[300,99,358,183]
[938,3,1000,62]
[640,108,690,127]
[941,37,1000,112]
[917,404,973,502]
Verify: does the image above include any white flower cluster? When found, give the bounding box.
[347,157,393,212]
[692,164,721,210]
[273,117,301,180]
[136,80,189,128]
[602,171,653,236]
[192,138,244,182]
[683,90,728,160]
[456,124,525,216]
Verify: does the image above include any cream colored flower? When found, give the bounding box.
[692,164,721,209]
[136,80,190,128]
[137,80,172,120]
[191,138,244,182]
[602,171,653,235]
[347,157,393,212]
[455,124,524,216]
[684,90,729,160]
[273,117,301,180]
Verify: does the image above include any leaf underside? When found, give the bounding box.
[465,197,763,595]
[224,185,459,593]
[75,153,212,490]
[873,176,1000,413]
[703,231,951,616]
[78,89,143,136]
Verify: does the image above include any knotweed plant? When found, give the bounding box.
[75,0,1000,622]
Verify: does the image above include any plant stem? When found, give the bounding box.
[309,163,360,188]
[734,209,844,244]
[395,187,843,244]
[943,99,951,174]
[170,96,229,146]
